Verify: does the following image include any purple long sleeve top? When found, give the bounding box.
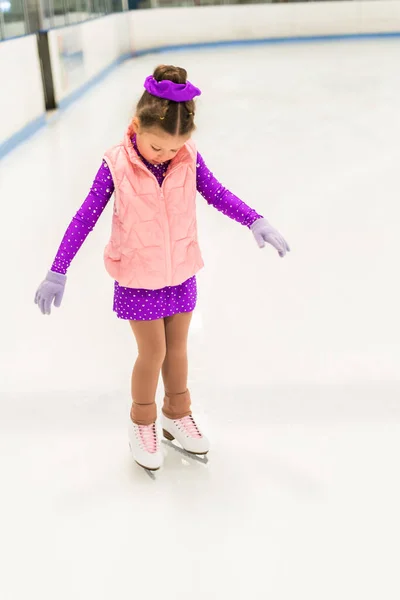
[51,151,261,275]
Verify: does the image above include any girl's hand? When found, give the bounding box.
[251,218,290,258]
[34,271,67,315]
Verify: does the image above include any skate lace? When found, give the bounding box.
[137,424,158,454]
[177,416,202,439]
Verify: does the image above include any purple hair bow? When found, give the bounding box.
[144,75,201,102]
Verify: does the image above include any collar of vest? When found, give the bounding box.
[123,127,195,172]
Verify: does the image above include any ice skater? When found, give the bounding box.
[34,65,290,471]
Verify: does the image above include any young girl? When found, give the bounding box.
[34,65,290,472]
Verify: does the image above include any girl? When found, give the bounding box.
[34,65,290,472]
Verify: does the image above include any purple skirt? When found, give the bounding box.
[113,276,197,321]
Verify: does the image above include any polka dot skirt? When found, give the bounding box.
[113,276,197,321]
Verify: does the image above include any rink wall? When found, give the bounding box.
[130,1,400,51]
[0,35,45,158]
[1,0,400,158]
[47,12,132,107]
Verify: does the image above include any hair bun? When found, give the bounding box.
[153,65,187,85]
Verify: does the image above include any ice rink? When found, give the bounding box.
[1,38,400,598]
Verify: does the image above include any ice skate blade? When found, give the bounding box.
[135,461,160,472]
[162,439,209,464]
[163,429,209,456]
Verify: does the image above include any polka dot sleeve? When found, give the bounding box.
[196,152,262,228]
[51,161,114,275]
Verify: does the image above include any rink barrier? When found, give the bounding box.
[129,3,400,53]
[0,33,45,160]
[2,0,400,159]
[47,12,132,107]
[57,52,132,110]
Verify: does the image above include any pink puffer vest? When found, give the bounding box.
[103,129,204,290]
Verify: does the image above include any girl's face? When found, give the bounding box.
[132,118,191,165]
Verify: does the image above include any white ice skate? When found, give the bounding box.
[128,420,164,471]
[162,414,210,455]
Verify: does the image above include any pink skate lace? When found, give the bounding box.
[137,424,158,454]
[176,416,202,439]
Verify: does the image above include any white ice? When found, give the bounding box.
[1,39,400,599]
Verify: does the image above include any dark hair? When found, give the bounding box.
[136,65,196,136]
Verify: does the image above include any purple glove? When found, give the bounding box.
[34,271,66,315]
[251,218,290,257]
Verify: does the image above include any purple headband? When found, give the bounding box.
[144,75,201,102]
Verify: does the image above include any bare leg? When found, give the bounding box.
[129,319,166,425]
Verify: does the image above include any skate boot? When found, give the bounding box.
[128,420,164,471]
[162,414,210,455]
